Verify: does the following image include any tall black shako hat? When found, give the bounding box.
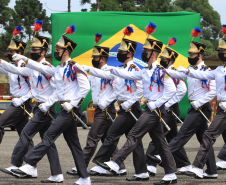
[142,22,163,53]
[118,26,137,54]
[217,25,226,51]
[92,33,110,57]
[159,37,179,62]
[30,20,50,50]
[55,25,77,53]
[7,26,27,53]
[188,27,206,54]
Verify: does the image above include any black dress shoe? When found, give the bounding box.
[41,179,63,183]
[96,161,117,175]
[115,172,127,176]
[148,171,156,177]
[184,171,202,179]
[203,175,217,179]
[217,166,226,170]
[147,154,162,164]
[11,169,27,175]
[88,170,113,176]
[0,168,15,176]
[175,171,186,175]
[66,170,78,176]
[126,176,149,181]
[153,179,177,184]
[16,175,37,179]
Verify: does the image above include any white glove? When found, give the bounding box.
[105,66,115,72]
[12,98,23,107]
[164,103,170,111]
[190,101,200,110]
[81,65,90,72]
[98,101,107,110]
[38,103,49,113]
[121,101,130,111]
[12,53,27,62]
[147,102,157,111]
[219,102,226,111]
[177,66,189,73]
[62,102,74,112]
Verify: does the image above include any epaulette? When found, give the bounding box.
[42,62,49,65]
[68,60,76,65]
[130,64,137,69]
[21,62,26,67]
[157,65,164,69]
[171,66,177,71]
[201,65,208,69]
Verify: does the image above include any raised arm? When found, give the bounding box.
[165,79,187,109]
[0,59,31,76]
[70,64,90,107]
[110,67,142,80]
[188,69,215,80]
[26,59,55,77]
[166,69,187,79]
[84,66,114,80]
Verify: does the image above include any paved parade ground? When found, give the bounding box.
[0,127,226,185]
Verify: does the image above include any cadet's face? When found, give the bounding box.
[143,50,152,58]
[31,49,41,53]
[161,58,168,62]
[188,53,198,58]
[219,50,226,57]
[55,47,64,56]
[93,57,100,61]
[119,51,130,57]
[8,50,16,55]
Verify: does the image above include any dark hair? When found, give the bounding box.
[102,56,108,62]
[17,50,24,55]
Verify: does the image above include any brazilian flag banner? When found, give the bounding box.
[51,11,200,118]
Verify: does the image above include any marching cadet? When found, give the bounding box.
[100,23,179,184]
[145,38,191,177]
[0,26,34,155]
[10,25,91,185]
[67,33,126,177]
[82,26,148,181]
[176,25,226,179]
[0,23,64,183]
[149,27,217,179]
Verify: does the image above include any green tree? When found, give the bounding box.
[173,0,221,40]
[0,0,12,26]
[144,0,175,12]
[6,0,51,40]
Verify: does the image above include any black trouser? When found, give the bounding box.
[23,107,89,178]
[168,103,217,175]
[193,106,226,169]
[83,105,125,170]
[92,103,147,175]
[11,106,62,176]
[0,101,33,151]
[112,107,177,174]
[146,111,191,168]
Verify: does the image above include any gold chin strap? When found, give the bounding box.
[56,42,73,52]
[8,43,25,52]
[168,51,175,59]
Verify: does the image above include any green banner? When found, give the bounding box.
[51,11,200,118]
